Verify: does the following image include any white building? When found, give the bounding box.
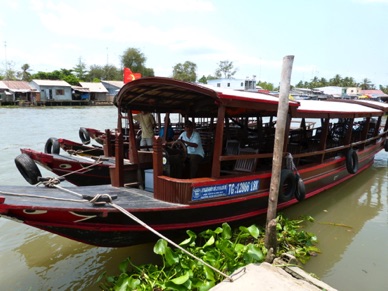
[207,78,258,91]
[30,80,72,101]
[314,86,346,98]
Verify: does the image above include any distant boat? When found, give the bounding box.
[0,77,387,248]
[44,137,105,156]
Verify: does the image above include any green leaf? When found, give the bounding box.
[245,244,264,262]
[164,245,180,266]
[203,250,220,265]
[118,258,129,273]
[127,277,141,289]
[203,265,215,281]
[234,243,245,253]
[171,271,190,285]
[154,239,168,255]
[180,230,197,246]
[203,235,215,248]
[246,225,260,238]
[192,280,216,291]
[116,277,133,291]
[214,226,224,234]
[221,223,232,239]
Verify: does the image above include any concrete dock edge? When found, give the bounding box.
[210,255,337,291]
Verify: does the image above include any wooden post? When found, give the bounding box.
[264,55,294,262]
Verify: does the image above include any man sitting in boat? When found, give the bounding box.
[177,120,205,178]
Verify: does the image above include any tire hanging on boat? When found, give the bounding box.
[345,148,358,174]
[385,139,388,152]
[79,127,91,144]
[294,174,306,201]
[278,169,296,202]
[14,153,42,185]
[44,137,60,154]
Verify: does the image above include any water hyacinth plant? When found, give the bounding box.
[100,214,319,290]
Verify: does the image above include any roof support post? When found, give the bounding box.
[211,105,226,178]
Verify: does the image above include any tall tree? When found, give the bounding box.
[172,61,197,82]
[103,64,122,81]
[214,60,237,79]
[379,84,388,94]
[198,75,207,84]
[360,78,374,90]
[17,63,32,81]
[257,81,274,91]
[87,65,105,81]
[73,57,88,81]
[3,61,17,80]
[329,74,342,86]
[121,47,154,77]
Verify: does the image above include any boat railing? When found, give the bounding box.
[290,130,387,163]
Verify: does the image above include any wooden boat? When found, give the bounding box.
[44,137,105,156]
[1,77,387,248]
[16,147,150,186]
[79,127,106,145]
[17,148,114,186]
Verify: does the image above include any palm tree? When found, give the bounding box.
[19,64,32,81]
[360,78,374,90]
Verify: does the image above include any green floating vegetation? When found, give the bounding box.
[99,214,319,291]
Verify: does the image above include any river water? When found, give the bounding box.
[0,106,387,290]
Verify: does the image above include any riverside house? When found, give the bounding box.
[30,79,72,102]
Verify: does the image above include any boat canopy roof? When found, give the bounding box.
[115,77,299,117]
[335,99,388,113]
[293,100,384,118]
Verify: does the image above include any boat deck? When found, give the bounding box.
[0,185,185,210]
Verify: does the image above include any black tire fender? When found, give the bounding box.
[44,137,60,154]
[294,174,306,202]
[15,153,42,185]
[79,127,91,144]
[346,148,358,174]
[385,139,388,152]
[278,169,296,202]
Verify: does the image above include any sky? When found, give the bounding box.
[0,0,388,87]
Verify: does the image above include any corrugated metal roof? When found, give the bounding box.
[2,80,34,91]
[32,79,71,86]
[71,86,90,93]
[79,82,108,93]
[101,80,124,88]
[361,89,388,97]
[0,81,7,89]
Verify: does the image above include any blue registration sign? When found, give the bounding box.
[192,179,260,201]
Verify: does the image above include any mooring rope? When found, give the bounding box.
[108,202,234,281]
[35,159,104,185]
[285,152,298,174]
[67,147,102,155]
[1,182,234,281]
[0,189,89,203]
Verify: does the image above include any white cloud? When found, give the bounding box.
[354,0,388,3]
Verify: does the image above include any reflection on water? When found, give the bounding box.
[283,152,388,291]
[0,219,159,290]
[0,107,387,290]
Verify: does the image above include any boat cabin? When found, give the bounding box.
[107,77,388,205]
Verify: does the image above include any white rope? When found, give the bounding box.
[285,153,298,173]
[57,159,104,179]
[0,190,88,203]
[2,183,233,281]
[109,202,234,281]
